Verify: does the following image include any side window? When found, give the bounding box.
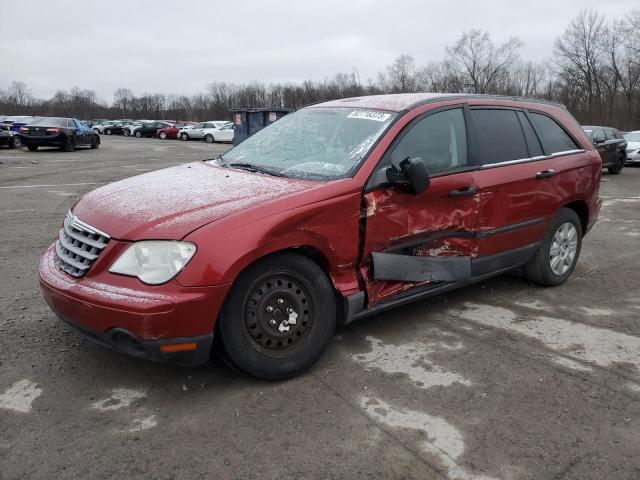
[388,108,468,175]
[470,109,528,164]
[604,128,615,141]
[516,111,543,157]
[194,122,205,129]
[528,112,579,154]
[592,128,605,140]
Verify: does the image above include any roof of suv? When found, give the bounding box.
[314,93,565,112]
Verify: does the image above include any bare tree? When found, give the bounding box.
[113,88,134,117]
[445,30,522,93]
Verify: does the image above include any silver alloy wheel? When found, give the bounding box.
[549,222,578,275]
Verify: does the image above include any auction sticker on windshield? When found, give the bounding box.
[347,110,391,122]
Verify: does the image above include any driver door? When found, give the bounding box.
[360,107,479,306]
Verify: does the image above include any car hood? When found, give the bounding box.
[72,162,319,240]
[627,141,640,150]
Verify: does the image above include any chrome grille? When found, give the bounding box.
[55,210,110,277]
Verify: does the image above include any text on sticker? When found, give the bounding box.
[347,111,391,122]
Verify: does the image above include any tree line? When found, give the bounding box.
[1,10,639,129]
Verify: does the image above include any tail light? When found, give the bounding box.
[20,127,28,133]
[46,128,59,134]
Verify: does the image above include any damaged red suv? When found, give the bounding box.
[39,93,602,379]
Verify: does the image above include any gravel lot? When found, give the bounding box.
[1,136,639,480]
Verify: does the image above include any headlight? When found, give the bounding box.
[109,241,197,285]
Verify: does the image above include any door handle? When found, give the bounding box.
[535,169,556,179]
[448,185,477,197]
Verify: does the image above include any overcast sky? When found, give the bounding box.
[2,0,637,102]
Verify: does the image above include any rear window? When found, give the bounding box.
[470,109,528,164]
[529,113,578,154]
[29,117,71,127]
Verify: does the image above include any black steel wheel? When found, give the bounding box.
[218,252,336,379]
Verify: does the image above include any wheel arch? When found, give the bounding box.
[562,199,589,236]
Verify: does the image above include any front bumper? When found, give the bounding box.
[39,245,230,366]
[625,151,640,164]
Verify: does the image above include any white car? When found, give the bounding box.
[623,131,640,165]
[92,122,112,134]
[202,122,234,143]
[178,121,231,141]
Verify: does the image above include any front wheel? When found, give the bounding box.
[105,129,112,135]
[608,156,624,174]
[523,208,582,286]
[217,253,336,380]
[204,134,215,143]
[123,129,130,137]
[134,131,142,138]
[180,133,189,141]
[10,136,21,149]
[159,131,167,139]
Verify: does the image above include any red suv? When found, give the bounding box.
[39,93,602,379]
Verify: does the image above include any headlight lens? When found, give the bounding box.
[109,241,197,285]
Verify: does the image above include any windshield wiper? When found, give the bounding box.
[229,162,286,177]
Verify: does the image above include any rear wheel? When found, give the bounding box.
[62,136,76,152]
[105,129,112,135]
[134,131,142,138]
[90,135,99,149]
[217,253,336,379]
[204,134,215,143]
[27,144,38,152]
[159,131,167,139]
[523,208,582,286]
[123,129,130,137]
[180,133,189,141]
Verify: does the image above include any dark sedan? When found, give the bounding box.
[583,125,627,174]
[134,121,175,138]
[0,124,22,148]
[103,122,132,135]
[20,117,100,152]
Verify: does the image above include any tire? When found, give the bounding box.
[217,252,336,380]
[62,136,76,152]
[105,129,112,135]
[10,136,21,149]
[180,133,189,141]
[90,135,99,149]
[159,131,167,139]
[608,156,624,174]
[523,208,582,286]
[134,131,142,138]
[204,134,215,144]
[123,129,130,137]
[27,144,38,152]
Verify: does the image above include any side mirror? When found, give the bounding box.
[593,135,605,144]
[386,156,430,194]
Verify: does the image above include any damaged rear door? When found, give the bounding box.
[360,106,479,306]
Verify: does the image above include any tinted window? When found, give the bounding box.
[529,112,578,154]
[604,128,615,141]
[470,109,528,164]
[389,108,468,175]
[517,111,543,157]
[29,117,70,127]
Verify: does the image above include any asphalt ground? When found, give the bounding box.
[1,135,639,479]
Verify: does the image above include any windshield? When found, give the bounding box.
[623,132,640,142]
[218,107,396,180]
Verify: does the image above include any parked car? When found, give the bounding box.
[156,122,195,140]
[20,117,100,151]
[122,121,150,137]
[0,124,22,148]
[178,121,228,141]
[134,121,175,138]
[623,131,640,165]
[202,122,234,143]
[39,93,601,379]
[1,115,38,132]
[104,121,134,135]
[582,125,627,174]
[92,121,112,134]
